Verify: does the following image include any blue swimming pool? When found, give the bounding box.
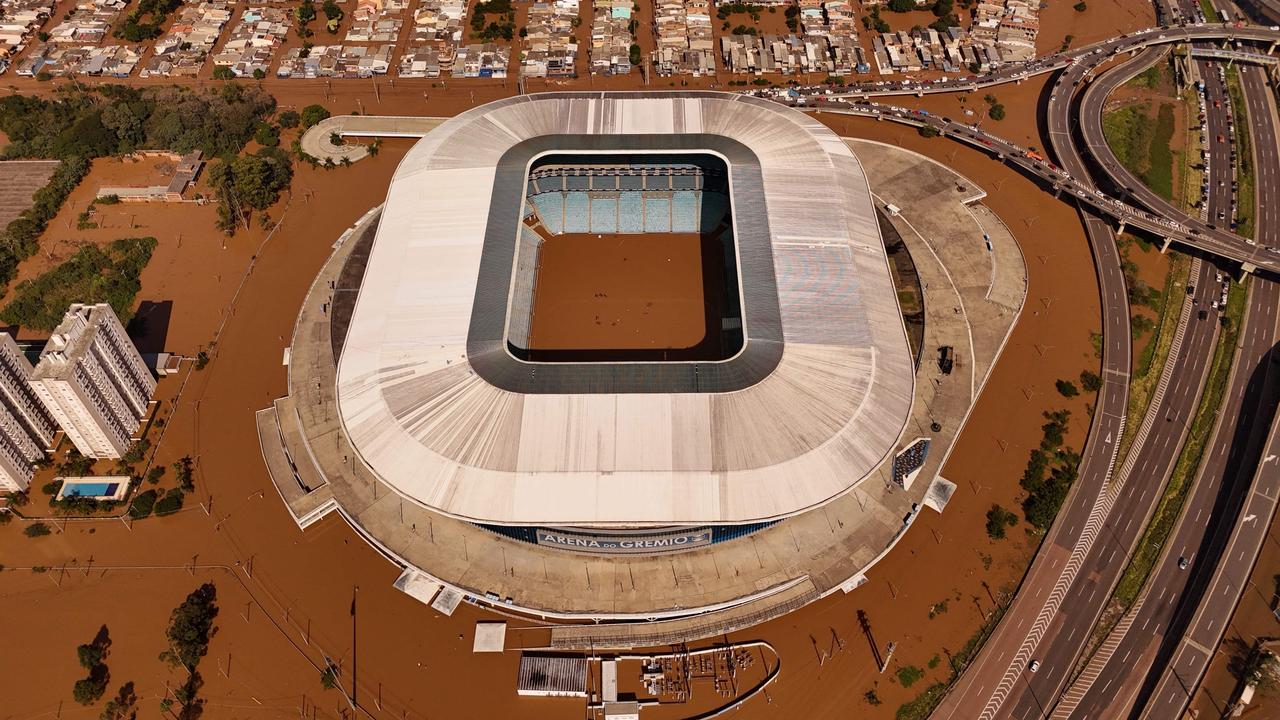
[62,482,120,498]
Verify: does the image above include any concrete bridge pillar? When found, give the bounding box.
[1241,262,1257,278]
[1117,219,1127,237]
[917,90,924,97]
[1053,184,1062,198]
[1161,236,1173,253]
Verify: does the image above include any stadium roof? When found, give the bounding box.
[335,92,914,526]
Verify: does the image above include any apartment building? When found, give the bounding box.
[30,304,155,460]
[0,334,55,492]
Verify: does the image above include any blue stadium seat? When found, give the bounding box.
[564,192,590,234]
[618,192,644,233]
[644,195,671,233]
[590,195,619,234]
[531,192,564,235]
[671,192,697,233]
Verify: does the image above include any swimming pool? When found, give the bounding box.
[55,477,130,502]
[63,482,119,497]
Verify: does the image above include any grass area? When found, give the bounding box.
[1127,64,1164,91]
[1225,67,1256,239]
[1114,251,1190,471]
[1146,104,1176,200]
[1103,104,1149,172]
[1199,0,1221,22]
[1103,101,1177,203]
[0,236,156,330]
[1112,278,1247,610]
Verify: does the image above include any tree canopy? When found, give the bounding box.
[161,583,219,670]
[0,236,156,330]
[0,85,276,160]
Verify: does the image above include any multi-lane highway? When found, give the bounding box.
[809,16,1280,717]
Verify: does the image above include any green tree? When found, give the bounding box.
[989,103,1006,121]
[154,489,185,516]
[128,490,158,519]
[1055,379,1079,397]
[160,583,219,670]
[73,669,110,705]
[173,456,195,491]
[277,110,301,129]
[1080,370,1102,392]
[985,504,1018,539]
[888,0,914,10]
[77,626,112,670]
[211,66,235,80]
[24,522,51,537]
[299,103,331,129]
[99,682,138,720]
[629,43,641,66]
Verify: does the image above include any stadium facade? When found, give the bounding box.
[334,93,915,540]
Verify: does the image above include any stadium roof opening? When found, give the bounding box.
[336,93,914,526]
[509,151,744,363]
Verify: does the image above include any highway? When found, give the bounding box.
[1132,47,1280,717]
[934,57,1227,715]
[812,9,1280,720]
[1038,2,1280,714]
[1044,5,1278,713]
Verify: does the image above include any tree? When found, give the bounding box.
[986,504,1018,539]
[154,489,184,516]
[24,522,51,537]
[252,68,266,80]
[78,626,112,669]
[1079,370,1102,392]
[918,125,940,138]
[629,43,641,66]
[253,122,280,147]
[99,682,138,720]
[1055,379,1079,397]
[888,0,914,11]
[211,66,235,80]
[73,669,110,706]
[300,104,331,130]
[173,456,195,490]
[989,103,1006,121]
[321,0,342,20]
[73,626,112,706]
[128,489,158,519]
[1073,1,1087,10]
[277,110,301,129]
[160,583,219,670]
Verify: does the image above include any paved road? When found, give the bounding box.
[928,44,1147,719]
[1053,6,1277,714]
[1133,52,1280,719]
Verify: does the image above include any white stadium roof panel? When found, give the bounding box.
[336,92,914,526]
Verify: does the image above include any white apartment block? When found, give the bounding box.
[31,304,155,459]
[0,334,56,491]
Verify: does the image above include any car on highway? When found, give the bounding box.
[1029,660,1040,673]
[1178,556,1189,570]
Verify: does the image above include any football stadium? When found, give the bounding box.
[259,92,1012,635]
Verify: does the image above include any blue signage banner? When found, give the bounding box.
[535,528,713,554]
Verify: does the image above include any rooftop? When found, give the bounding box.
[335,92,914,527]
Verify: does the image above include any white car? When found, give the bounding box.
[1029,660,1041,673]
